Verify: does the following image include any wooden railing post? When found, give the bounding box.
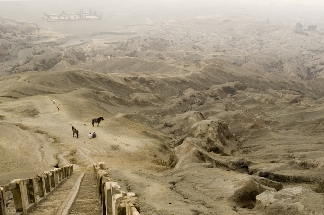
[103,182,117,215]
[54,170,59,185]
[26,178,36,204]
[113,193,124,215]
[59,169,63,182]
[0,187,6,215]
[94,163,140,215]
[44,172,51,193]
[62,166,67,179]
[70,165,74,175]
[36,175,45,198]
[50,171,56,188]
[10,179,27,214]
[105,182,119,215]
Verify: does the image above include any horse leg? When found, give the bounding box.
[76,131,78,138]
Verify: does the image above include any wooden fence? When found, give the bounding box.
[0,165,73,215]
[93,163,140,215]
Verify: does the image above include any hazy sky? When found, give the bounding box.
[0,0,322,38]
[0,0,322,3]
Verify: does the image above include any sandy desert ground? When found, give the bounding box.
[1,1,324,214]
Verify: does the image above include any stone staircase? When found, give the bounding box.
[1,164,140,215]
[69,170,101,215]
[27,169,101,215]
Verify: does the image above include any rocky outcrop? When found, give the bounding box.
[174,120,237,153]
[207,81,247,100]
[162,111,206,136]
[169,120,238,169]
[233,177,283,209]
[254,186,324,215]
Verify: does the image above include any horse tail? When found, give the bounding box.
[92,119,94,126]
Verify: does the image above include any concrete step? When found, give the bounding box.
[28,170,83,215]
[69,171,101,215]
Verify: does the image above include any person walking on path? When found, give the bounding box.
[52,99,59,111]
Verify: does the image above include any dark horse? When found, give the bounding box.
[72,126,79,138]
[92,117,104,127]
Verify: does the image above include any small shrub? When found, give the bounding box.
[110,144,119,150]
